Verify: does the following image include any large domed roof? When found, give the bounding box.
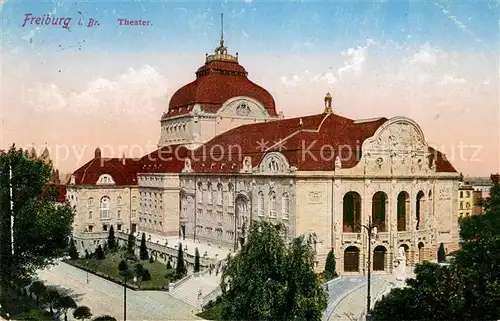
[164,40,277,118]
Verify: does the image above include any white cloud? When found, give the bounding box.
[411,42,445,65]
[280,74,302,87]
[438,75,467,85]
[311,68,337,85]
[27,65,168,116]
[337,38,377,77]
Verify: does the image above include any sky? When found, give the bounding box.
[1,0,499,176]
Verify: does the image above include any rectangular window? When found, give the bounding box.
[88,225,93,232]
[132,210,136,218]
[103,225,108,232]
[117,210,121,219]
[460,202,463,210]
[466,191,471,198]
[460,191,463,198]
[117,224,122,231]
[88,211,93,219]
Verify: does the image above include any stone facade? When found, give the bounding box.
[67,184,140,235]
[68,41,461,276]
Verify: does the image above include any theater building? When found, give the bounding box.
[68,37,460,274]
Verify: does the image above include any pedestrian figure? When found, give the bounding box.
[198,288,202,300]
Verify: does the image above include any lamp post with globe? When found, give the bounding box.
[359,217,378,321]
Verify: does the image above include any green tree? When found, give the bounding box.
[45,287,61,314]
[84,249,90,259]
[142,269,151,281]
[95,245,105,260]
[68,238,79,260]
[194,247,200,273]
[118,260,128,272]
[323,249,337,280]
[166,260,172,270]
[0,146,74,287]
[29,281,46,306]
[107,225,116,251]
[139,233,148,260]
[73,306,92,321]
[92,316,117,321]
[372,179,500,321]
[55,295,77,321]
[127,233,135,254]
[219,221,327,321]
[437,242,446,263]
[175,243,187,279]
[134,263,144,278]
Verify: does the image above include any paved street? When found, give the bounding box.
[322,275,383,321]
[37,262,202,321]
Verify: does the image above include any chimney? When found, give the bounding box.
[122,153,126,166]
[94,147,101,159]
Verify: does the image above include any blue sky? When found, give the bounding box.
[2,0,498,54]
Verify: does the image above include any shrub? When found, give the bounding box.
[95,245,105,260]
[142,269,151,281]
[118,260,128,272]
[134,263,144,277]
[139,233,149,260]
[149,256,154,263]
[194,247,200,273]
[166,260,172,269]
[324,249,338,280]
[438,243,446,263]
[84,249,90,259]
[68,238,79,260]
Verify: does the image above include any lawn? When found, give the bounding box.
[68,250,174,289]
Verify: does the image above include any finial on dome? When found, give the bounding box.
[205,12,238,64]
[324,92,333,114]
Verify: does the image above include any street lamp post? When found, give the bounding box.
[86,261,89,284]
[360,218,378,321]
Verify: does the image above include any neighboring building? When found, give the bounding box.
[458,182,474,218]
[68,36,461,274]
[466,176,493,215]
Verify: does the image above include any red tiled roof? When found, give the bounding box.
[70,157,142,186]
[189,113,458,173]
[428,146,457,173]
[70,145,189,186]
[165,59,277,119]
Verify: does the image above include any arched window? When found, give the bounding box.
[217,184,223,205]
[269,191,277,217]
[132,196,137,204]
[88,197,94,208]
[227,183,234,206]
[282,192,290,219]
[258,191,264,216]
[207,183,213,204]
[197,182,203,203]
[397,192,410,231]
[343,192,362,233]
[100,196,111,219]
[117,196,122,206]
[416,191,425,230]
[372,192,387,232]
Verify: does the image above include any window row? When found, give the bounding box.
[139,217,163,226]
[197,182,235,206]
[196,225,234,239]
[342,190,432,233]
[257,191,290,219]
[89,196,123,208]
[163,123,187,133]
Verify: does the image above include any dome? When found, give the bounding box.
[165,42,277,118]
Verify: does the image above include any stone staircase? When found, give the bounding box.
[169,273,221,307]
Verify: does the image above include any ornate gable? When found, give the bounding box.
[361,117,431,175]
